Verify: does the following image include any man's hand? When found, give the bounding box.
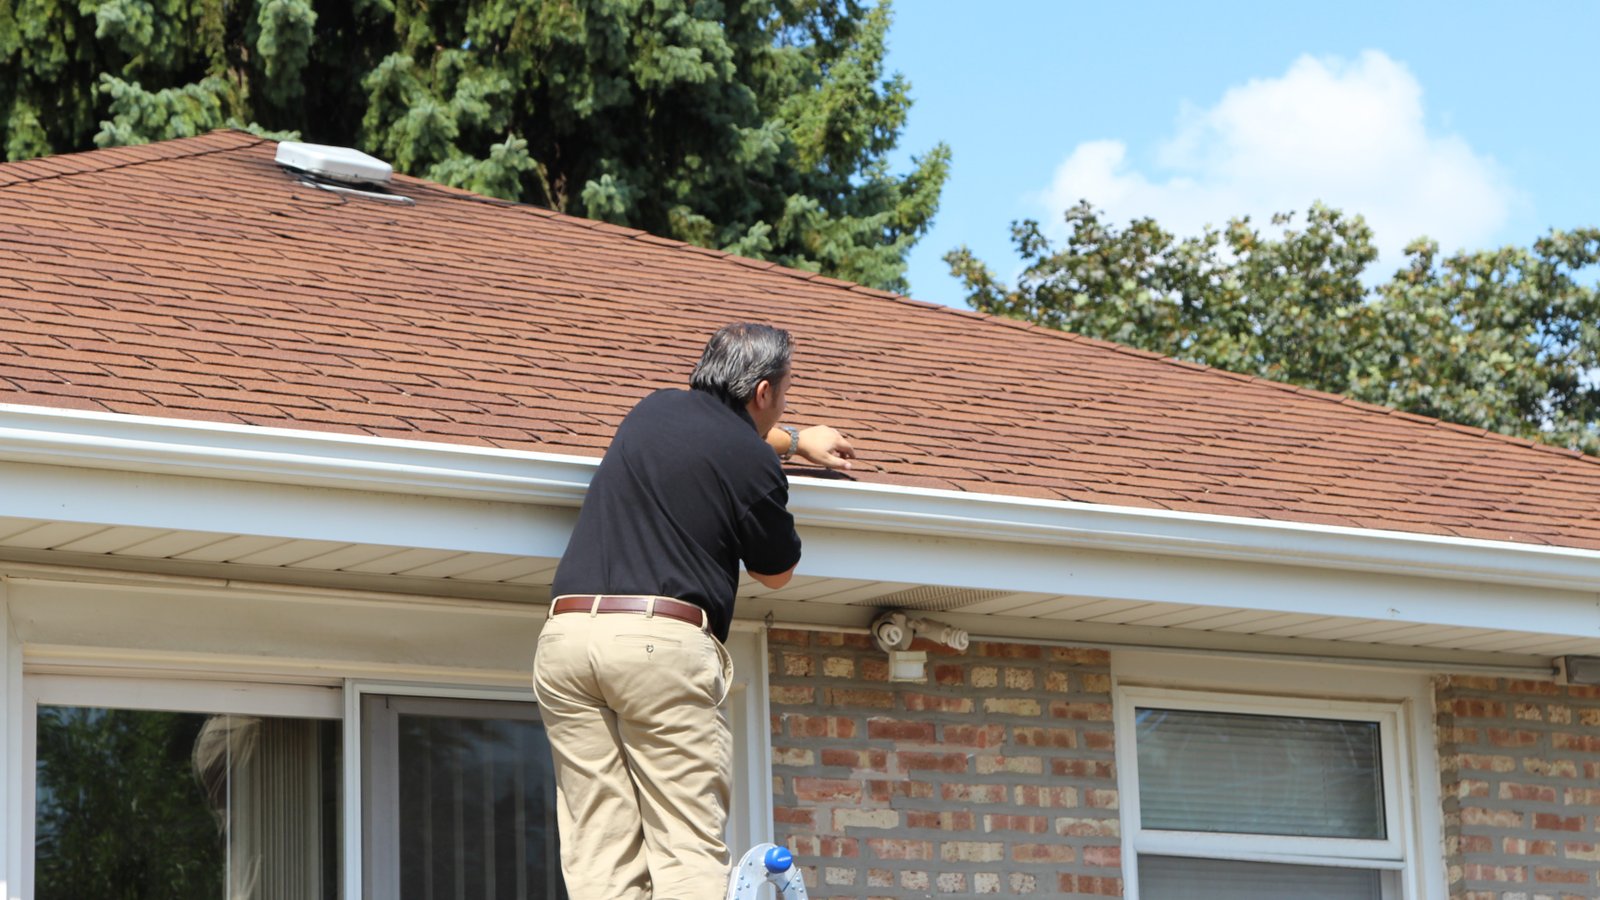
[795,425,855,470]
[766,424,856,470]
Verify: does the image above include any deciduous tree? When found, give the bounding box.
[947,203,1600,454]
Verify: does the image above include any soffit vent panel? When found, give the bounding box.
[854,586,1014,612]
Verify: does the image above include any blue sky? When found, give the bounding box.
[884,2,1600,308]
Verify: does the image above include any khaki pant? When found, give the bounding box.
[533,605,734,900]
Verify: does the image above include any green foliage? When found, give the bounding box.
[948,203,1600,455]
[2,0,947,291]
[35,708,223,898]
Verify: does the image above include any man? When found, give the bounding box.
[534,323,854,900]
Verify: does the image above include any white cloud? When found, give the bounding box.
[1040,51,1518,271]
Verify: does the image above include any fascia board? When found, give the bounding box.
[787,478,1600,594]
[3,403,1600,594]
[0,403,592,505]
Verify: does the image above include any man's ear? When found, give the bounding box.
[751,378,773,409]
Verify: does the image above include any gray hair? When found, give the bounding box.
[690,323,793,404]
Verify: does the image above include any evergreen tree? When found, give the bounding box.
[1,0,948,291]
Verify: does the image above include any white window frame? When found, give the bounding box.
[1114,652,1444,900]
[2,594,22,900]
[21,675,342,900]
[340,679,538,900]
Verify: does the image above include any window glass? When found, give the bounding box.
[364,695,566,900]
[396,712,564,900]
[36,707,340,899]
[1138,855,1383,899]
[1135,707,1384,839]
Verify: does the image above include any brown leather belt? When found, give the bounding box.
[550,594,710,632]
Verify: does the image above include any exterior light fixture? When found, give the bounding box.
[1555,655,1600,686]
[870,610,970,682]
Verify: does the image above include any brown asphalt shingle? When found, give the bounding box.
[3,131,1600,550]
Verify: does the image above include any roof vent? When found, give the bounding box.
[276,141,392,185]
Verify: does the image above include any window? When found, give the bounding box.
[16,629,775,899]
[25,678,342,900]
[1117,688,1415,900]
[361,694,565,900]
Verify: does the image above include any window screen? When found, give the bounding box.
[1135,707,1385,839]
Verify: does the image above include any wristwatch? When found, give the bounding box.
[779,425,800,461]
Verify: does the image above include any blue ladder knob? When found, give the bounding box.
[764,846,793,874]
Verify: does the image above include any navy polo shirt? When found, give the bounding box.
[550,388,803,642]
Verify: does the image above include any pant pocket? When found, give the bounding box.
[531,630,567,707]
[711,636,735,706]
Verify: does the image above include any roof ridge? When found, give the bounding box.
[0,129,267,190]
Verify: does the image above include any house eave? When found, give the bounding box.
[4,402,1597,594]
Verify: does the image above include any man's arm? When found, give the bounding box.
[747,564,796,590]
[766,424,856,470]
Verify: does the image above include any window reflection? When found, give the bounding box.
[36,707,339,899]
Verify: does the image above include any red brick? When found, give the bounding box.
[1534,867,1592,884]
[899,693,975,714]
[1500,782,1559,803]
[866,778,937,802]
[905,811,974,831]
[1502,838,1557,855]
[1461,808,1525,828]
[1082,845,1121,867]
[1013,726,1079,749]
[1448,698,1507,718]
[1049,701,1113,721]
[981,814,1049,834]
[942,724,1007,748]
[1011,842,1076,862]
[792,778,862,803]
[1083,730,1116,751]
[1463,864,1526,882]
[1487,728,1542,748]
[939,783,1008,804]
[973,643,1043,659]
[1533,813,1585,832]
[1070,763,1125,787]
[864,839,932,861]
[774,807,815,827]
[820,748,888,771]
[1061,874,1123,896]
[866,718,936,742]
[895,751,969,773]
[785,714,857,739]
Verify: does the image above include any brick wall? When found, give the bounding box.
[1437,674,1600,899]
[767,628,1122,898]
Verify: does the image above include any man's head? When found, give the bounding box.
[691,323,793,432]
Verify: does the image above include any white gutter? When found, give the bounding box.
[3,403,1600,594]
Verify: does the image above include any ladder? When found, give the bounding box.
[724,843,809,900]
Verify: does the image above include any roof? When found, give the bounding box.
[3,131,1599,552]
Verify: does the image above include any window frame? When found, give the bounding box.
[1116,684,1422,899]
